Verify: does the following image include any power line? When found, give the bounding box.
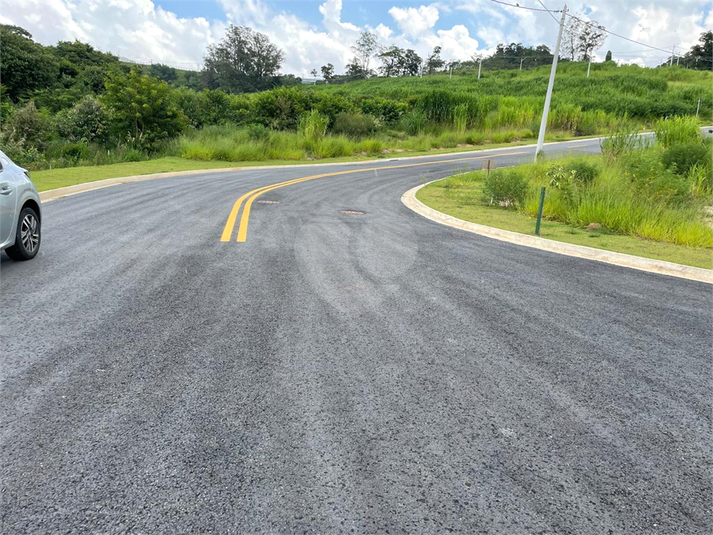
[566,14,674,55]
[487,0,681,57]
[534,0,560,24]
[487,0,560,13]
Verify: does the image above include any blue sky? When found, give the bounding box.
[2,0,711,76]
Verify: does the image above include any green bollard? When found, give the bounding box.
[535,187,546,236]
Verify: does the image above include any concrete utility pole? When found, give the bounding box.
[478,58,482,79]
[535,4,567,161]
[520,58,525,70]
[670,44,675,66]
[586,56,592,77]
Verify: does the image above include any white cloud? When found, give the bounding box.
[388,5,440,38]
[0,0,709,77]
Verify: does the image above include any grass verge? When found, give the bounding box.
[417,178,713,269]
[30,137,565,192]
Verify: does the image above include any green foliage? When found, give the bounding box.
[661,142,711,175]
[332,112,379,137]
[600,124,643,159]
[452,104,468,134]
[299,110,329,142]
[4,100,51,150]
[654,116,701,148]
[56,95,111,143]
[103,71,187,150]
[202,25,285,93]
[0,25,59,101]
[482,169,529,208]
[253,86,309,130]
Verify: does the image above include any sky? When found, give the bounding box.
[1,0,710,76]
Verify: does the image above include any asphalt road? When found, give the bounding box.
[1,139,711,534]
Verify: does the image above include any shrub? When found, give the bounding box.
[622,149,688,203]
[59,142,89,163]
[661,142,711,175]
[56,95,110,143]
[359,138,383,154]
[655,116,700,148]
[5,100,50,150]
[563,160,599,185]
[103,71,187,150]
[331,112,378,138]
[482,169,529,208]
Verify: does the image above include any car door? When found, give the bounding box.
[0,156,19,247]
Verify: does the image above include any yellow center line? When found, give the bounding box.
[221,150,530,243]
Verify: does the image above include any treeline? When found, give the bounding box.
[0,23,710,171]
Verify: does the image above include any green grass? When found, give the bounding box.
[31,137,561,192]
[417,174,713,269]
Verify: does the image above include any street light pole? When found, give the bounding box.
[535,4,567,161]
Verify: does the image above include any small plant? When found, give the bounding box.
[661,142,711,175]
[299,109,329,142]
[482,169,529,208]
[563,160,599,185]
[654,116,700,148]
[600,124,642,159]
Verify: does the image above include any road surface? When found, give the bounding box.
[1,139,711,534]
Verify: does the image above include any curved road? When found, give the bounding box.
[1,139,711,534]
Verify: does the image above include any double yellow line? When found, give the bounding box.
[220,150,529,243]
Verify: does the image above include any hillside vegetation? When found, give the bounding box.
[1,21,710,172]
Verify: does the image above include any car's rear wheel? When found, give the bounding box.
[5,206,41,260]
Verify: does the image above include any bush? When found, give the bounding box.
[600,124,643,159]
[482,169,529,208]
[563,160,599,185]
[59,142,89,163]
[622,149,688,203]
[56,95,110,143]
[661,142,711,175]
[331,112,379,138]
[5,100,50,150]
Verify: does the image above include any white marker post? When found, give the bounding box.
[535,4,567,161]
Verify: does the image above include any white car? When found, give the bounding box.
[0,149,41,260]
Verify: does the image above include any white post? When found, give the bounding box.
[586,56,591,77]
[670,45,675,66]
[450,66,452,79]
[478,58,482,79]
[535,4,567,161]
[520,58,524,70]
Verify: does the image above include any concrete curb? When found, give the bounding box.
[401,182,713,284]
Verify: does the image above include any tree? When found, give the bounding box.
[321,63,335,82]
[310,68,318,78]
[202,25,284,93]
[561,17,582,61]
[378,46,403,77]
[345,58,371,79]
[351,31,381,73]
[0,25,59,101]
[149,64,179,84]
[576,21,606,61]
[605,50,612,62]
[402,49,422,76]
[103,71,187,149]
[425,46,445,75]
[676,31,713,70]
